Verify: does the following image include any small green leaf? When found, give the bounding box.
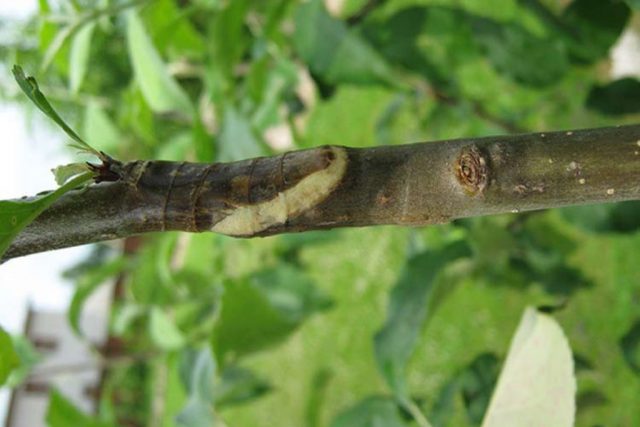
[176,347,217,427]
[251,265,332,322]
[83,102,123,154]
[212,278,296,361]
[561,0,630,64]
[69,22,96,93]
[0,326,19,386]
[176,399,216,427]
[150,307,186,351]
[47,389,112,427]
[217,107,267,162]
[481,308,575,427]
[330,396,408,427]
[213,366,271,408]
[52,163,91,185]
[374,241,470,396]
[0,172,93,258]
[12,65,100,156]
[126,10,193,114]
[5,336,41,387]
[294,0,397,87]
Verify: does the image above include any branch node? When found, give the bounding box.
[455,144,489,196]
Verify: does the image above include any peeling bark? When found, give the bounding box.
[4,124,640,260]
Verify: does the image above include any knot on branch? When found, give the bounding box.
[455,145,488,196]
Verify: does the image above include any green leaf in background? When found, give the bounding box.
[626,0,640,9]
[12,65,99,156]
[126,10,193,114]
[83,101,123,154]
[560,201,640,234]
[46,389,112,427]
[150,307,186,351]
[68,258,126,336]
[330,396,408,427]
[294,0,397,87]
[141,0,205,60]
[129,234,177,305]
[0,172,93,258]
[176,347,217,427]
[560,0,630,64]
[213,366,271,408]
[52,163,91,186]
[69,22,96,93]
[304,86,394,148]
[470,19,569,87]
[586,78,640,116]
[374,241,470,396]
[481,307,575,427]
[4,336,40,387]
[217,107,267,162]
[620,319,640,377]
[360,6,471,96]
[430,353,500,426]
[212,277,296,361]
[0,326,19,386]
[251,265,332,322]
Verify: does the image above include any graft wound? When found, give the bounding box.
[212,147,348,236]
[455,145,488,195]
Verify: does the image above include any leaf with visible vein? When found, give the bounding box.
[0,172,93,258]
[12,65,99,157]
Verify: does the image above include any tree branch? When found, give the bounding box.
[4,124,640,261]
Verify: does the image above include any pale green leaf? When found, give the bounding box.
[0,326,19,386]
[68,258,126,336]
[83,101,123,154]
[69,22,96,93]
[177,347,217,427]
[0,172,93,258]
[481,307,576,427]
[149,307,186,351]
[217,107,267,162]
[52,163,90,185]
[330,396,408,427]
[126,10,193,114]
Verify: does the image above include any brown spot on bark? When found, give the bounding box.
[376,191,392,206]
[455,145,488,196]
[230,175,251,201]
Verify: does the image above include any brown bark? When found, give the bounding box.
[4,124,640,260]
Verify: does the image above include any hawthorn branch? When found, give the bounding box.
[4,124,640,261]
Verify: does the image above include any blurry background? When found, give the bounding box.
[0,0,640,426]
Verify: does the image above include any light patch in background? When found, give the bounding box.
[0,103,90,423]
[611,28,640,79]
[0,0,90,415]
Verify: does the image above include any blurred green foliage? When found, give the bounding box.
[1,0,640,425]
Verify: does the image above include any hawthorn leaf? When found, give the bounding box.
[69,22,96,93]
[150,307,186,351]
[126,10,193,115]
[481,307,576,427]
[0,172,93,258]
[0,327,19,386]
